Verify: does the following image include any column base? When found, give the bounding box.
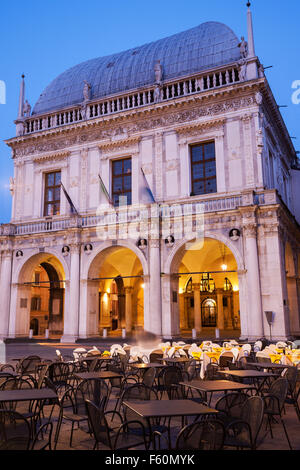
[60,335,79,344]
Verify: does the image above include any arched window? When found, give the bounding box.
[200,273,215,293]
[185,277,193,293]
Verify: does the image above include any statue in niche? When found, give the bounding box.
[62,245,70,256]
[83,80,91,101]
[238,37,248,59]
[16,250,23,258]
[165,235,175,246]
[23,100,31,117]
[154,60,163,84]
[138,238,147,250]
[84,243,93,254]
[229,229,240,241]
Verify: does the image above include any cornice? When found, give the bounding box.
[32,150,71,163]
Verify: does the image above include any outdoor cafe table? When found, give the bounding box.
[74,371,123,381]
[130,363,168,370]
[217,370,277,393]
[179,379,256,405]
[123,399,218,449]
[158,357,193,365]
[246,362,293,373]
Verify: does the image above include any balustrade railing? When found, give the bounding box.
[21,64,241,136]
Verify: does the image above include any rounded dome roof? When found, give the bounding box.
[32,21,240,115]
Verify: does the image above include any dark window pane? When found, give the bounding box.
[204,142,215,159]
[192,164,204,179]
[193,181,205,194]
[55,188,61,200]
[55,172,61,184]
[113,176,123,192]
[123,159,131,173]
[47,189,54,202]
[123,175,131,191]
[191,147,202,162]
[113,160,123,176]
[47,173,54,186]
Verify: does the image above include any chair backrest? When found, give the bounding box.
[215,392,249,420]
[268,377,288,410]
[149,350,163,363]
[142,367,156,389]
[85,399,112,449]
[241,396,264,443]
[281,366,298,393]
[75,379,109,414]
[0,364,15,372]
[175,420,225,450]
[219,352,234,368]
[162,366,183,387]
[120,383,158,427]
[48,361,74,384]
[17,355,41,374]
[0,410,31,450]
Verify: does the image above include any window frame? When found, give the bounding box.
[111,157,132,207]
[190,141,217,196]
[43,170,61,217]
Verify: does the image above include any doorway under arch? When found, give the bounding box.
[16,253,66,339]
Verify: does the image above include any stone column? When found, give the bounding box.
[217,289,224,330]
[61,243,80,343]
[0,250,13,339]
[193,283,202,333]
[146,239,162,336]
[125,286,133,333]
[243,224,264,338]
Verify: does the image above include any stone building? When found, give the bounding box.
[0,4,300,342]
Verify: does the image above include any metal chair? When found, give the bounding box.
[85,399,149,450]
[175,420,225,450]
[281,366,300,420]
[263,377,292,449]
[223,395,265,450]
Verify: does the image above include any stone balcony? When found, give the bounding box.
[0,190,280,238]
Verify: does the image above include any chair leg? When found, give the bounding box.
[280,417,292,450]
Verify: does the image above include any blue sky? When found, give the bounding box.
[0,0,299,223]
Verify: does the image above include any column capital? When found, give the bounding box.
[124,286,134,294]
[242,223,257,238]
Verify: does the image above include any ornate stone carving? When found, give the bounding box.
[238,37,248,59]
[242,224,257,237]
[154,60,163,84]
[12,96,255,158]
[83,80,91,102]
[23,100,31,117]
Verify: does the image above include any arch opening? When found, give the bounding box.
[16,253,66,339]
[87,246,145,337]
[171,237,241,337]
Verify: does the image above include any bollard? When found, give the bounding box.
[192,328,197,339]
[45,329,49,339]
[215,328,220,339]
[29,329,33,339]
[122,328,126,339]
[103,328,107,338]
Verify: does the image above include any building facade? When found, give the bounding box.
[1,6,300,342]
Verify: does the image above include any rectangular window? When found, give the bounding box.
[190,142,217,196]
[44,171,61,216]
[112,158,132,206]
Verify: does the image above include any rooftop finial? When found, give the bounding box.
[247,0,255,58]
[18,74,25,118]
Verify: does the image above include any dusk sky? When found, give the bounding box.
[0,0,299,224]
